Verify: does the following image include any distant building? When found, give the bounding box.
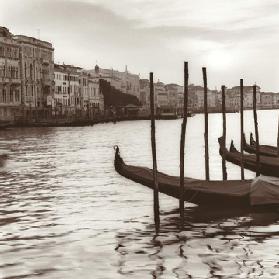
[50,64,80,113]
[51,64,104,114]
[227,85,261,110]
[13,34,54,108]
[165,83,181,112]
[88,75,103,112]
[261,92,276,109]
[272,93,279,107]
[88,65,140,100]
[139,79,150,110]
[0,27,21,121]
[187,85,217,111]
[154,81,168,110]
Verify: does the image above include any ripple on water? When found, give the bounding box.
[0,112,279,278]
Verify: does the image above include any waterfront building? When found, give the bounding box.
[154,81,167,112]
[0,27,21,121]
[79,71,89,111]
[80,71,103,112]
[227,85,261,110]
[260,92,277,109]
[88,75,104,112]
[165,83,179,112]
[139,78,150,110]
[187,85,217,111]
[51,65,104,115]
[272,92,279,107]
[88,65,140,100]
[50,64,80,114]
[13,34,54,108]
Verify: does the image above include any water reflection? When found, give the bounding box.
[115,206,279,278]
[1,112,279,278]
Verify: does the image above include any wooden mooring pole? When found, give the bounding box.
[149,72,160,231]
[253,85,260,176]
[240,79,245,180]
[202,67,210,181]
[277,116,279,157]
[179,62,189,221]
[221,85,227,180]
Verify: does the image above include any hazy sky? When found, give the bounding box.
[1,0,279,91]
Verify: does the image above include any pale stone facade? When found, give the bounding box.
[0,27,21,121]
[139,79,150,109]
[227,86,261,110]
[51,64,80,112]
[88,76,103,111]
[13,34,54,108]
[50,65,104,114]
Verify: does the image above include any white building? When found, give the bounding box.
[49,64,104,114]
[50,64,80,113]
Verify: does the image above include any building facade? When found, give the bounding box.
[0,27,21,121]
[89,65,140,100]
[49,64,104,115]
[13,34,54,108]
[226,85,261,110]
[50,64,80,113]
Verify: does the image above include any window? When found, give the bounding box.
[10,89,13,103]
[0,46,4,57]
[0,64,4,78]
[30,64,33,79]
[2,89,6,103]
[15,89,20,102]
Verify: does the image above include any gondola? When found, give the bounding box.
[114,146,279,208]
[219,137,279,177]
[244,133,278,157]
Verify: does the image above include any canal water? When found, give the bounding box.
[1,110,279,278]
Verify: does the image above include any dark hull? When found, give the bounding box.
[114,148,252,208]
[244,133,278,157]
[219,137,279,177]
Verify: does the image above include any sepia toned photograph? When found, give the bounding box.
[1,0,279,278]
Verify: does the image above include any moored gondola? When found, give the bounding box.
[114,146,279,208]
[244,133,278,157]
[219,137,279,177]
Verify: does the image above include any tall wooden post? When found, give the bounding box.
[202,67,210,181]
[253,85,260,176]
[179,62,189,221]
[277,116,279,157]
[240,79,245,180]
[221,85,227,180]
[149,72,160,231]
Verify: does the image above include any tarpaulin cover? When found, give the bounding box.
[250,175,279,205]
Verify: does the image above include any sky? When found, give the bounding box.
[1,0,279,91]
